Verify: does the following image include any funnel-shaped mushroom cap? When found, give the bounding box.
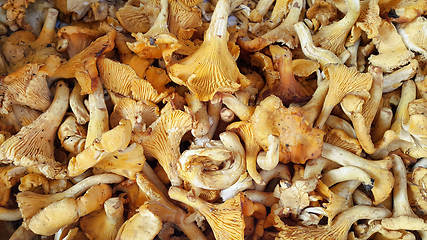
[0,81,69,179]
[313,0,360,55]
[110,98,160,131]
[168,0,250,101]
[398,16,427,59]
[169,187,245,240]
[316,63,372,128]
[53,30,116,95]
[134,110,193,186]
[1,63,52,112]
[57,26,102,58]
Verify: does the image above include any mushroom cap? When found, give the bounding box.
[325,128,362,155]
[356,0,382,39]
[369,20,414,72]
[168,0,202,40]
[115,204,162,240]
[1,63,52,112]
[57,26,102,58]
[116,3,156,34]
[251,95,324,164]
[110,98,160,131]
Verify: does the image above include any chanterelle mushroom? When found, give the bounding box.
[168,0,249,101]
[250,95,324,164]
[0,81,69,179]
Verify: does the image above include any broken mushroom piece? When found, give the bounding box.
[58,115,86,155]
[68,120,133,177]
[0,81,69,179]
[169,186,245,240]
[28,183,112,236]
[168,0,249,101]
[116,204,162,240]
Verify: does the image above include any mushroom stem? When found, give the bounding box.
[0,207,21,221]
[144,0,169,37]
[381,154,427,230]
[212,93,254,121]
[16,173,124,221]
[321,166,373,188]
[31,8,58,49]
[263,45,311,105]
[69,82,90,125]
[293,22,342,68]
[321,143,394,205]
[371,107,393,143]
[85,81,109,148]
[301,79,329,126]
[207,101,222,139]
[254,164,291,191]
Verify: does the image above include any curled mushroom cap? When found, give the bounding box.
[398,16,427,59]
[177,131,246,190]
[169,186,245,240]
[168,0,249,101]
[0,81,69,179]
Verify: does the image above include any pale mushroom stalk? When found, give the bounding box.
[275,205,391,240]
[226,121,264,184]
[341,95,375,154]
[212,93,254,121]
[250,0,275,22]
[301,79,329,126]
[142,162,169,198]
[254,164,291,191]
[325,115,357,139]
[244,190,279,207]
[186,92,210,138]
[321,143,394,205]
[321,166,374,189]
[69,82,90,125]
[371,107,393,143]
[219,172,253,200]
[207,101,222,139]
[0,81,69,179]
[0,207,21,221]
[381,154,427,230]
[85,81,109,148]
[257,134,280,170]
[293,22,342,68]
[30,8,58,49]
[16,173,124,222]
[144,0,169,37]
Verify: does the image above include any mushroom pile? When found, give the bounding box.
[1,0,427,239]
